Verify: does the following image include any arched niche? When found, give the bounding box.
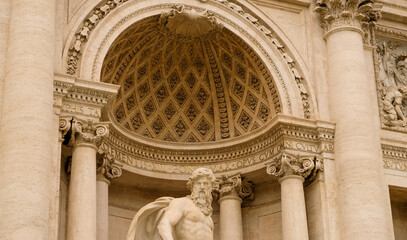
[62,0,320,180]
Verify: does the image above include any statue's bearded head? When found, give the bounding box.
[187,168,216,216]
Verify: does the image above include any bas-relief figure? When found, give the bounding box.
[377,41,407,127]
[126,168,216,240]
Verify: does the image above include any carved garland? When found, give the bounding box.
[67,0,312,118]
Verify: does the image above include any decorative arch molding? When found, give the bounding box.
[62,0,315,119]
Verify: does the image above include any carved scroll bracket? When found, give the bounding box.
[266,151,323,183]
[216,174,254,202]
[59,116,73,141]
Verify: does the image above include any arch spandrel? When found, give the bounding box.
[62,0,323,179]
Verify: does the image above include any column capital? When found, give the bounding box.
[314,0,381,40]
[266,152,323,182]
[72,117,109,148]
[216,174,254,202]
[97,153,123,183]
[59,115,72,141]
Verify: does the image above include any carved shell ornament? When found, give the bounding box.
[158,5,223,38]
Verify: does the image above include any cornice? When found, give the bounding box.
[375,25,407,41]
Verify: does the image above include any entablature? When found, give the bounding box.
[53,73,119,120]
[100,115,335,180]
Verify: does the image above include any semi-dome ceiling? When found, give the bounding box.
[101,13,281,143]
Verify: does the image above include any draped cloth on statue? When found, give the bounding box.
[126,197,175,240]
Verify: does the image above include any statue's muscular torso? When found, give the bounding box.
[158,196,213,240]
[174,197,213,240]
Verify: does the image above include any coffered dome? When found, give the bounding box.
[101,15,281,143]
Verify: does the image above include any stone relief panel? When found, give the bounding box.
[101,13,281,143]
[376,36,407,130]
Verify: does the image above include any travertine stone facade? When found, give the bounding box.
[0,0,407,240]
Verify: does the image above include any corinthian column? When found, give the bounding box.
[267,153,321,240]
[217,174,254,240]
[96,154,122,240]
[0,0,55,238]
[67,118,109,240]
[314,1,394,239]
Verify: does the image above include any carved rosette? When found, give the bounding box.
[216,174,254,202]
[266,152,322,182]
[314,0,381,42]
[97,153,123,182]
[72,118,109,147]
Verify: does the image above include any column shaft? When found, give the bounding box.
[97,177,110,240]
[326,30,393,239]
[219,196,243,240]
[0,0,55,238]
[280,176,309,240]
[67,143,97,240]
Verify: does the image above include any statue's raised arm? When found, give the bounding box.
[126,168,217,240]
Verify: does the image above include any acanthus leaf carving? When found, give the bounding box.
[97,153,123,181]
[314,0,382,44]
[216,174,254,201]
